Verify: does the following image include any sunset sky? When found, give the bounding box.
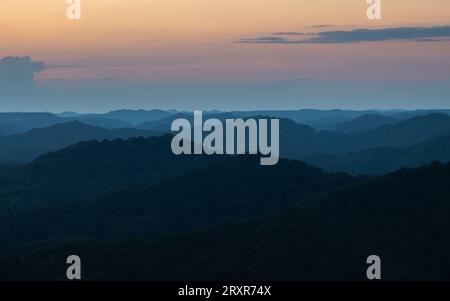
[1,0,450,111]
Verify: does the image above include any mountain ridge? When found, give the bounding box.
[0,121,161,162]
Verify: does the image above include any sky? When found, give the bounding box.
[1,0,450,112]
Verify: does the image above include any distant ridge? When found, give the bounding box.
[0,112,62,135]
[334,114,399,133]
[0,110,177,135]
[305,134,450,175]
[137,112,240,131]
[0,121,161,162]
[348,113,450,149]
[100,109,174,125]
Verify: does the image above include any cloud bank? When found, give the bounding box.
[0,56,46,94]
[238,26,450,44]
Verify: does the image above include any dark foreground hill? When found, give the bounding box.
[0,134,222,203]
[1,162,448,280]
[0,154,354,243]
[1,127,450,281]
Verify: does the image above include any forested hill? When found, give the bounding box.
[0,153,355,244]
[1,161,447,280]
[0,134,219,203]
[304,134,450,175]
[0,128,449,281]
[0,121,161,162]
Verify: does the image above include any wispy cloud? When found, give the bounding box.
[309,25,333,29]
[238,36,293,44]
[237,26,450,44]
[46,64,83,69]
[274,32,304,35]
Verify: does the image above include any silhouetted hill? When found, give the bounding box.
[66,116,133,129]
[0,121,161,162]
[392,109,450,120]
[2,161,450,280]
[124,161,449,281]
[78,157,353,240]
[304,134,450,175]
[232,109,377,125]
[276,118,342,157]
[4,112,445,164]
[0,112,139,136]
[0,152,354,243]
[100,109,174,125]
[334,114,399,133]
[0,134,220,204]
[348,113,450,149]
[283,113,450,158]
[56,112,80,118]
[137,112,192,131]
[0,112,62,135]
[231,109,409,130]
[3,109,450,281]
[137,113,450,159]
[137,112,240,132]
[139,115,343,158]
[304,115,352,130]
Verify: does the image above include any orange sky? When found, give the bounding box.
[1,0,450,57]
[1,0,450,83]
[1,1,450,111]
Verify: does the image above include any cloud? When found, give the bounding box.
[0,55,46,95]
[309,25,333,29]
[412,38,450,42]
[237,26,450,44]
[238,36,292,44]
[47,64,82,69]
[274,32,304,35]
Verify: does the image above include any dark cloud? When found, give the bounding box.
[310,26,450,43]
[413,38,450,42]
[0,56,46,94]
[274,32,304,35]
[238,36,291,44]
[237,26,450,44]
[309,25,333,28]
